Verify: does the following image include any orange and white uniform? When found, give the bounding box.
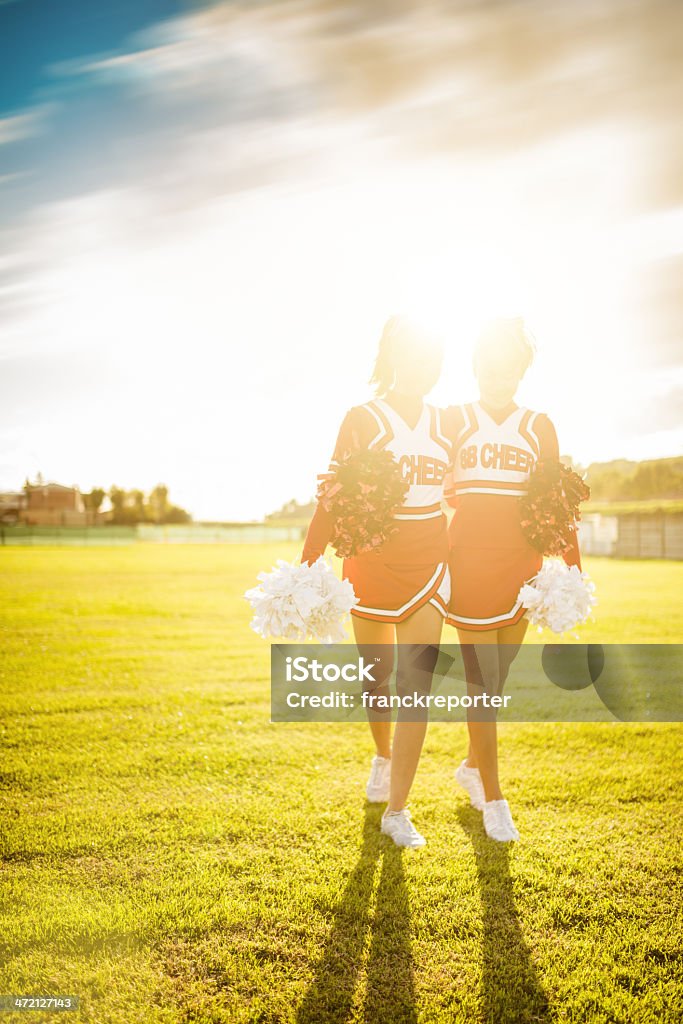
[443,401,581,632]
[301,397,453,622]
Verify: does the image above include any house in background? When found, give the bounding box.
[22,482,90,526]
[0,491,26,524]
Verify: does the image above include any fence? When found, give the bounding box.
[576,514,619,557]
[615,513,683,560]
[0,525,137,546]
[135,524,305,544]
[0,523,306,546]
[2,516,682,558]
[567,513,683,559]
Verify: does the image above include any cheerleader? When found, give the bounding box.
[301,316,452,848]
[443,317,581,842]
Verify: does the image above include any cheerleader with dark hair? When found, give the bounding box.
[443,317,581,842]
[301,316,453,847]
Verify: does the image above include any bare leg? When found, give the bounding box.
[458,618,528,802]
[387,602,444,812]
[458,628,503,801]
[352,614,394,759]
[497,618,530,693]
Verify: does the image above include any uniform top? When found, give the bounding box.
[323,398,453,516]
[442,400,581,566]
[443,400,556,500]
[301,398,452,564]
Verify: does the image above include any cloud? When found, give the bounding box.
[0,106,52,145]
[1,0,682,513]
[629,253,683,370]
[33,0,680,224]
[50,5,317,121]
[617,374,683,434]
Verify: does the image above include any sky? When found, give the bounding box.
[1,0,682,521]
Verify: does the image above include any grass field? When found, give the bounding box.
[1,545,682,1024]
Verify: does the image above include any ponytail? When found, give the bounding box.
[369,315,402,396]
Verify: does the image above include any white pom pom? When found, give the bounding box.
[244,557,358,642]
[517,559,597,635]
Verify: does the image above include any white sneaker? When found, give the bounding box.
[381,808,427,848]
[366,755,391,803]
[455,758,486,811]
[483,799,520,842]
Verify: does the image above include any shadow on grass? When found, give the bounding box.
[296,804,417,1024]
[456,805,551,1024]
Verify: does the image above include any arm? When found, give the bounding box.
[441,405,466,509]
[535,413,582,571]
[301,503,335,567]
[300,408,362,566]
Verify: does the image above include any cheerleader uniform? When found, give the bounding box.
[443,400,581,632]
[301,397,453,622]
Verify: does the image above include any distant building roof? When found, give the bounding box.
[26,482,79,491]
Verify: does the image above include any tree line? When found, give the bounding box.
[81,484,191,525]
[582,456,683,502]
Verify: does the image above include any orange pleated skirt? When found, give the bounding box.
[344,515,450,623]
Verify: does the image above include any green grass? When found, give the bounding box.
[583,499,683,515]
[0,545,681,1024]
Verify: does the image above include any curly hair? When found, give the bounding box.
[474,316,536,373]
